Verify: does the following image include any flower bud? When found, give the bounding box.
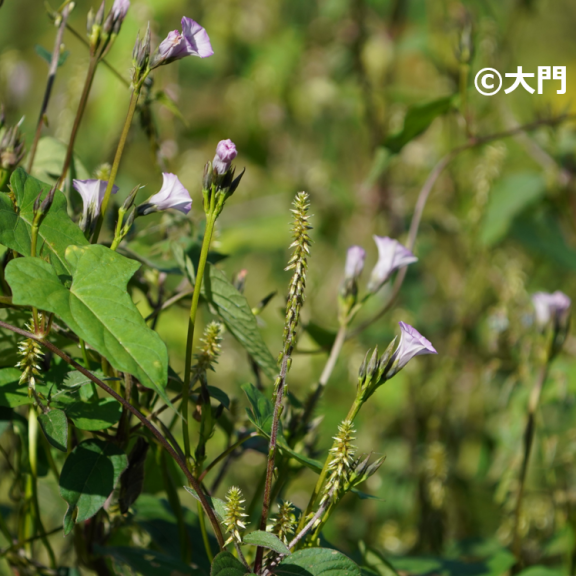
[0,118,25,172]
[122,184,142,211]
[133,24,151,79]
[532,291,571,357]
[345,246,366,281]
[202,161,213,191]
[212,139,237,175]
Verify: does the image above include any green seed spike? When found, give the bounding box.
[271,501,298,544]
[320,420,357,506]
[276,191,312,394]
[223,486,249,546]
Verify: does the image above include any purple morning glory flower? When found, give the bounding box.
[73,179,119,231]
[141,173,192,215]
[367,236,417,293]
[152,17,213,68]
[111,0,130,21]
[387,322,437,377]
[532,291,571,329]
[345,246,366,280]
[212,139,238,175]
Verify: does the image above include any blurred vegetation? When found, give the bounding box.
[2,0,576,574]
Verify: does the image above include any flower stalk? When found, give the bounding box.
[91,86,143,244]
[255,192,311,572]
[27,3,73,174]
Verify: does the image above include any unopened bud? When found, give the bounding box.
[123,184,141,211]
[227,167,245,196]
[202,161,213,191]
[133,24,151,80]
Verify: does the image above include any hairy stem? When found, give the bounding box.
[255,192,311,572]
[0,319,226,550]
[27,5,72,173]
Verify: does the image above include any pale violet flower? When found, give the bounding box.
[532,291,571,329]
[367,236,418,292]
[111,0,130,21]
[213,139,238,175]
[388,322,437,376]
[152,17,213,67]
[73,179,119,232]
[138,173,192,216]
[345,246,366,280]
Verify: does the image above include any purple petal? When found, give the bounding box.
[181,17,214,58]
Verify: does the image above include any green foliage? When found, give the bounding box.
[243,530,292,555]
[34,45,69,67]
[184,486,227,522]
[29,137,90,184]
[53,395,122,431]
[5,244,171,404]
[389,550,516,576]
[0,169,88,274]
[59,439,127,534]
[38,408,67,452]
[276,548,362,576]
[211,551,246,576]
[202,263,277,381]
[481,172,547,246]
[94,545,203,576]
[2,0,576,572]
[383,96,454,154]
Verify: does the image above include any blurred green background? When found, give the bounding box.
[3,0,576,572]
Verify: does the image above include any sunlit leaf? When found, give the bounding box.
[0,168,88,275]
[5,244,171,405]
[243,530,291,555]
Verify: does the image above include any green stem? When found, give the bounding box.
[58,56,99,188]
[92,85,143,244]
[182,210,217,465]
[27,407,56,568]
[30,224,40,331]
[27,4,72,174]
[160,448,190,564]
[110,208,126,251]
[64,23,130,87]
[198,432,258,482]
[197,500,214,563]
[512,363,549,564]
[0,318,226,550]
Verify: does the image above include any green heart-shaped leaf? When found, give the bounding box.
[5,244,170,404]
